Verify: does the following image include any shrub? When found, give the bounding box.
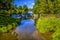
[0,27,7,33]
[36,17,60,33]
[52,29,60,40]
[0,15,20,33]
[36,17,60,40]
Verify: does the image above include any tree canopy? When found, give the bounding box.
[33,0,60,14]
[0,0,28,33]
[22,5,28,14]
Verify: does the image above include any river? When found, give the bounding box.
[11,11,44,40]
[14,12,52,40]
[0,12,52,40]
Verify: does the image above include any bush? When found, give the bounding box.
[36,17,60,33]
[0,25,13,33]
[0,15,20,33]
[52,29,60,40]
[36,17,60,40]
[0,27,7,33]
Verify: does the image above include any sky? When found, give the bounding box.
[14,0,35,8]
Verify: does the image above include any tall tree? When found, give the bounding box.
[22,5,28,14]
[0,0,14,15]
[54,0,60,14]
[33,0,46,14]
[17,6,22,14]
[0,0,14,10]
[33,0,60,14]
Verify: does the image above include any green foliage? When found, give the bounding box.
[36,17,60,33]
[17,6,22,13]
[0,15,20,33]
[22,5,28,14]
[33,0,60,14]
[52,29,60,40]
[0,0,29,14]
[36,17,60,40]
[7,25,12,30]
[33,0,46,14]
[0,25,13,33]
[0,0,14,10]
[53,0,60,14]
[0,16,19,25]
[0,0,28,33]
[0,26,7,32]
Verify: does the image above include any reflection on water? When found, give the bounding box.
[11,12,43,40]
[15,19,36,35]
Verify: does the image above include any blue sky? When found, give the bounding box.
[14,0,35,8]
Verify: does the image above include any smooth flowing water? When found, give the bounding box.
[15,19,36,35]
[14,12,41,40]
[15,19,43,40]
[11,12,45,40]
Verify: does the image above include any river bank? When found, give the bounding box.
[0,27,53,40]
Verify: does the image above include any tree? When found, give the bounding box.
[53,0,60,14]
[0,0,15,15]
[33,0,47,14]
[17,6,22,14]
[22,5,28,14]
[33,0,60,14]
[0,0,14,10]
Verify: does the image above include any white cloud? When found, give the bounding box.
[32,3,35,5]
